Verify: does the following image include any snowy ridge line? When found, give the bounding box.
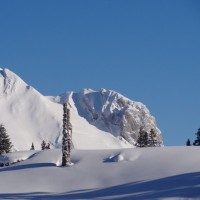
[0,68,163,150]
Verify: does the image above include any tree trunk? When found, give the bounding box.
[62,103,72,166]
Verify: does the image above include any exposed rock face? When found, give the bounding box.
[61,88,163,145]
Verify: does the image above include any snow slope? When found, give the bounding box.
[0,147,200,199]
[0,68,130,150]
[0,68,162,150]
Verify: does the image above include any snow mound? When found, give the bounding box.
[0,151,37,165]
[105,149,140,162]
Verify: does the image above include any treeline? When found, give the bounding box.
[187,128,200,146]
[136,128,162,147]
[0,124,12,155]
[0,123,162,156]
[30,140,51,150]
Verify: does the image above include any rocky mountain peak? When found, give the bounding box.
[70,88,163,145]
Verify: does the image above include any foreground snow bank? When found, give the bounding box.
[0,147,200,199]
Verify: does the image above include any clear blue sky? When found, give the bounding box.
[0,0,200,146]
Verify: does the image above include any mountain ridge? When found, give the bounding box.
[0,68,163,150]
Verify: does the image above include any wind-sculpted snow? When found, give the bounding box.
[0,147,200,199]
[105,150,141,162]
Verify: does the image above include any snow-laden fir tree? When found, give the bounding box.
[46,143,50,149]
[186,139,191,146]
[136,128,148,147]
[41,140,46,150]
[148,129,159,147]
[30,142,35,150]
[137,128,162,148]
[193,128,200,146]
[62,103,73,166]
[0,124,13,154]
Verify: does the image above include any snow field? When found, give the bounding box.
[0,147,200,199]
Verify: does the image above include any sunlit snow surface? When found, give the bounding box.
[0,147,200,199]
[0,68,196,199]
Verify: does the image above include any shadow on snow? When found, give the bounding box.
[1,172,200,199]
[0,163,55,172]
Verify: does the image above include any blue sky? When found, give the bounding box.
[0,0,200,146]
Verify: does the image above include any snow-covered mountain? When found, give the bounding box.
[0,68,163,150]
[54,88,162,145]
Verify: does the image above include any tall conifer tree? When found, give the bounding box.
[62,103,72,166]
[30,142,35,150]
[0,124,13,154]
[41,140,46,150]
[148,129,158,147]
[186,139,191,146]
[137,128,148,147]
[193,128,200,146]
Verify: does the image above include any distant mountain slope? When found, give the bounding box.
[0,68,162,150]
[0,68,63,150]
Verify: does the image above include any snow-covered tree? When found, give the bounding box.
[0,124,13,154]
[46,143,50,149]
[186,139,191,146]
[148,129,159,147]
[193,128,200,146]
[137,128,161,148]
[41,140,46,150]
[136,128,148,147]
[62,103,72,166]
[30,142,35,150]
